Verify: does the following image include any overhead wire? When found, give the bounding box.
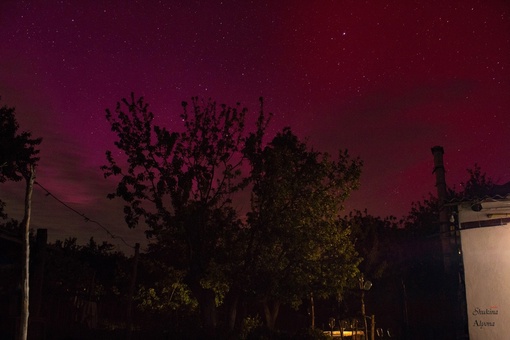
[34,181,136,249]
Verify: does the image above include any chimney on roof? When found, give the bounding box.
[432,146,447,202]
[431,146,452,273]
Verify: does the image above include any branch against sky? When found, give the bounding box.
[0,101,42,183]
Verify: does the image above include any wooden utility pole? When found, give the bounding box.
[19,165,35,340]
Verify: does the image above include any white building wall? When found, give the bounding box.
[458,201,510,339]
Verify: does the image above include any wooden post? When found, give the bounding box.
[19,165,35,340]
[371,314,375,340]
[126,243,140,340]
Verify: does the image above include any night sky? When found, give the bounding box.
[1,1,509,252]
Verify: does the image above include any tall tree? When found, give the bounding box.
[244,127,362,329]
[0,100,42,340]
[102,94,269,333]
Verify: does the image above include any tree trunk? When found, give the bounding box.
[263,299,280,330]
[19,166,35,340]
[310,293,315,329]
[199,288,218,333]
[188,259,218,334]
[225,289,240,332]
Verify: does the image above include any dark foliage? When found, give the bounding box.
[0,100,42,182]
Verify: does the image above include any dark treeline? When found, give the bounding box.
[0,95,491,339]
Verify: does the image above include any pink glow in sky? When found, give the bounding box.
[1,1,509,252]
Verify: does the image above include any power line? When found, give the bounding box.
[34,181,136,249]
